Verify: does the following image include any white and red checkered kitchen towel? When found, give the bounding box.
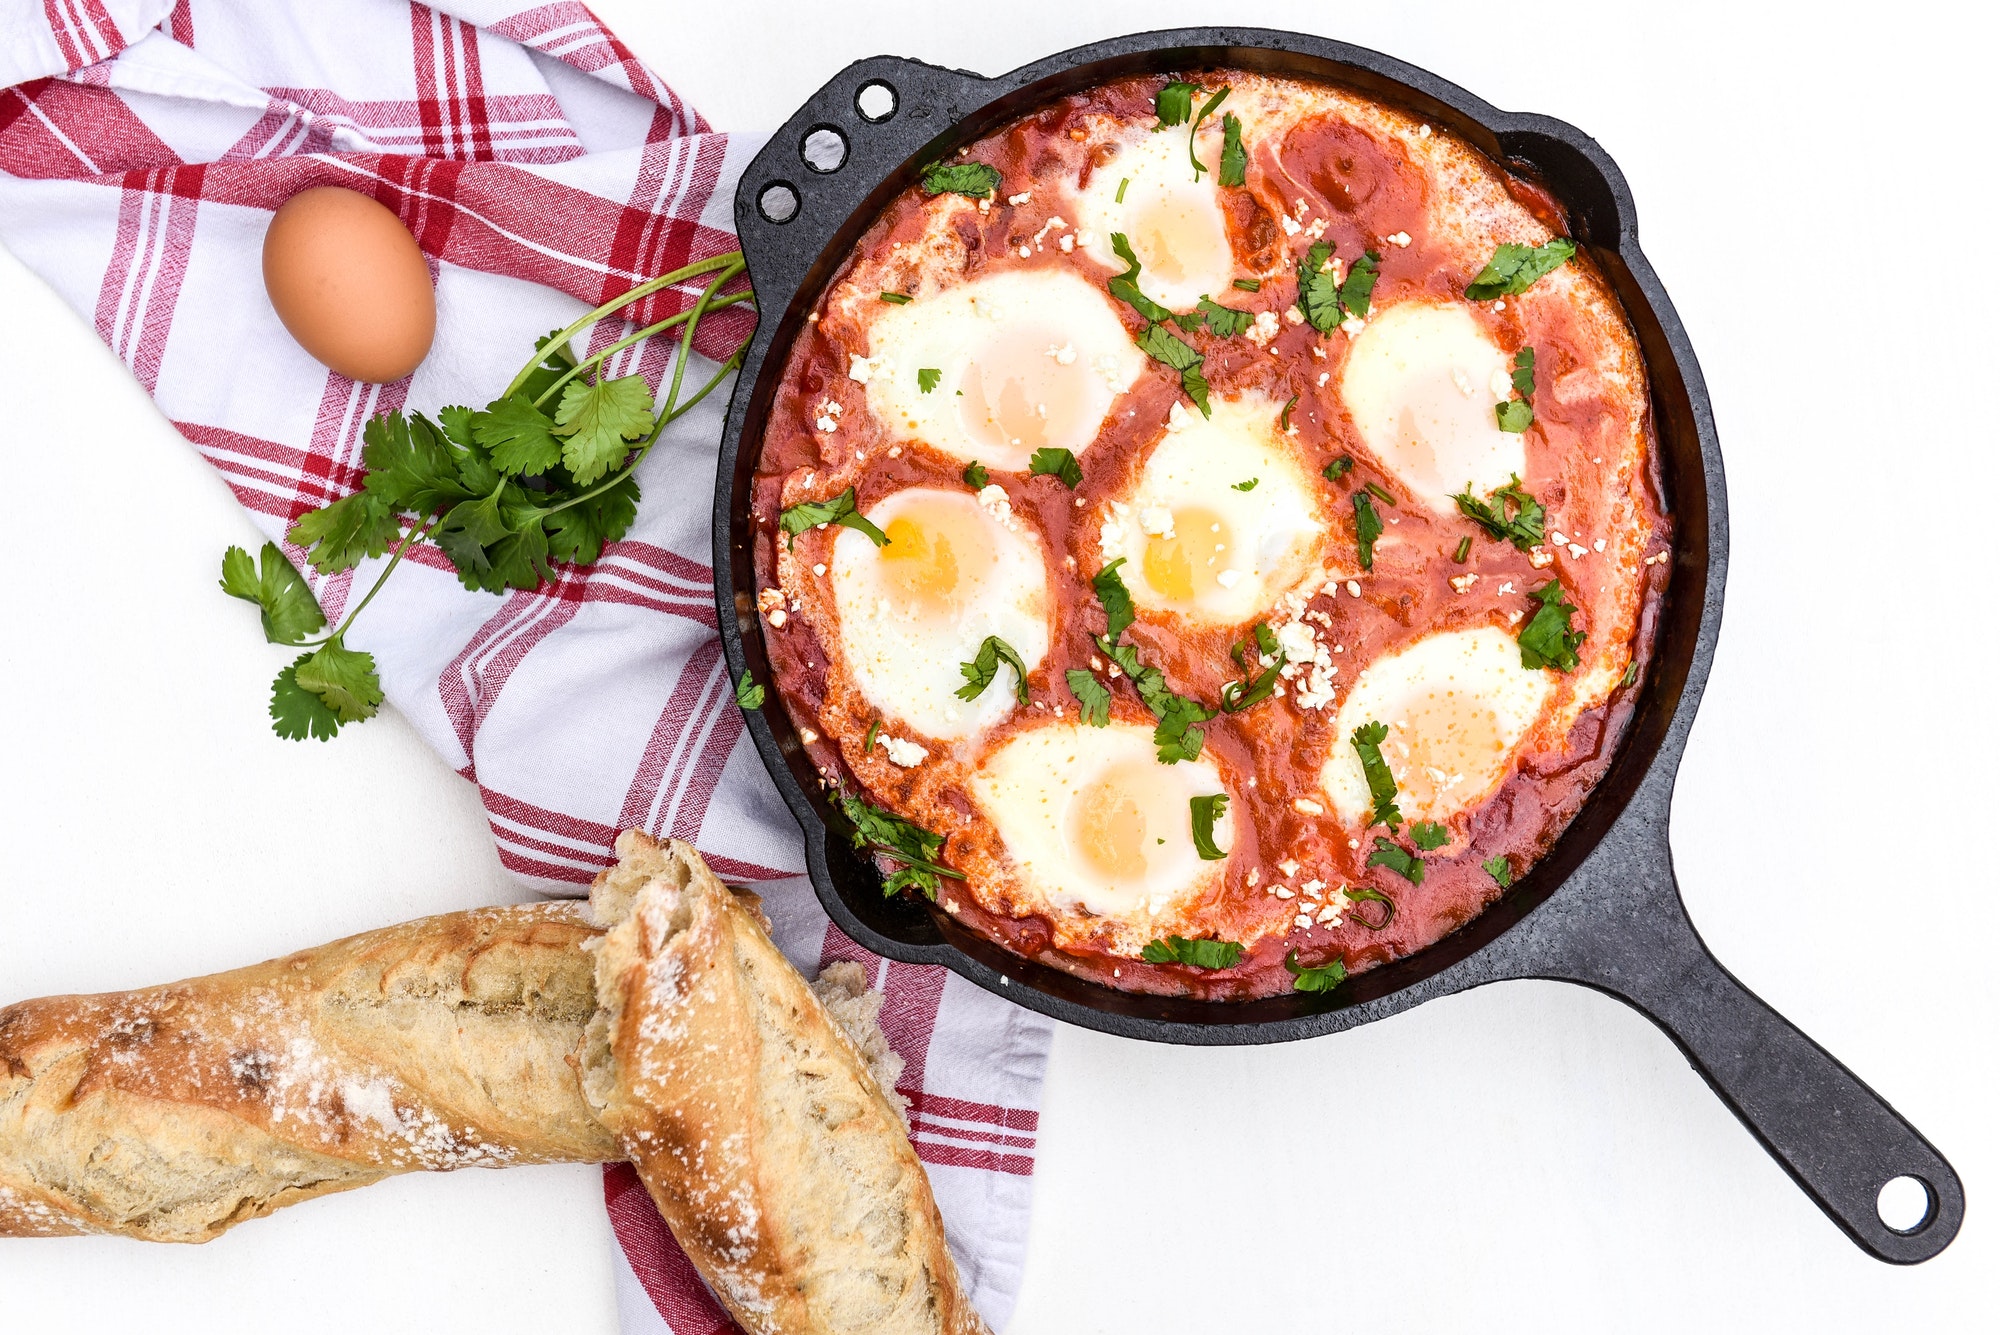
[0,3,1051,1329]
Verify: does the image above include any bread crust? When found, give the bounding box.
[585,832,989,1335]
[0,902,613,1242]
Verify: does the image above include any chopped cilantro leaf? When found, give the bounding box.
[1135,321,1211,415]
[220,542,326,646]
[862,719,880,753]
[920,160,1001,198]
[1028,447,1083,488]
[1338,248,1382,321]
[1220,660,1283,713]
[1107,232,1175,324]
[1233,478,1258,492]
[1410,820,1449,851]
[1233,277,1262,292]
[269,655,345,741]
[1351,720,1402,830]
[1195,296,1252,338]
[1282,395,1299,433]
[1496,399,1535,432]
[1364,480,1398,507]
[1323,455,1353,482]
[1149,690,1214,763]
[1452,475,1545,551]
[1465,238,1578,300]
[918,367,942,393]
[1142,935,1244,969]
[1219,112,1247,187]
[552,374,656,486]
[1483,855,1514,888]
[838,795,955,899]
[1297,241,1342,332]
[1622,659,1640,687]
[963,461,989,490]
[1188,87,1229,181]
[879,291,912,304]
[1092,558,1137,644]
[1116,176,1129,203]
[1519,580,1586,672]
[1347,886,1396,929]
[1367,836,1426,885]
[1353,490,1385,571]
[474,394,564,477]
[1067,669,1111,726]
[734,670,765,710]
[1512,346,1537,398]
[778,487,889,549]
[1190,794,1229,860]
[288,488,400,575]
[956,635,1032,704]
[1454,535,1473,563]
[1155,81,1198,127]
[1285,951,1347,992]
[1255,623,1280,657]
[291,636,383,725]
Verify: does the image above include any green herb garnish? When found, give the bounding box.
[1285,951,1347,992]
[1067,669,1111,726]
[1364,480,1398,507]
[1154,81,1199,126]
[839,795,957,899]
[1483,855,1514,888]
[1353,490,1384,570]
[734,670,765,710]
[779,486,890,549]
[1366,836,1426,885]
[1188,87,1229,181]
[1116,176,1130,203]
[1622,659,1640,687]
[1093,557,1137,643]
[1282,396,1300,433]
[1338,248,1382,320]
[1496,400,1534,432]
[1452,475,1545,551]
[862,719,880,753]
[1190,794,1230,860]
[963,461,989,490]
[1346,887,1396,930]
[1465,238,1577,301]
[1410,820,1449,851]
[1194,296,1252,338]
[220,542,326,646]
[1093,560,1212,761]
[1135,321,1211,416]
[917,366,942,393]
[1233,478,1258,492]
[1029,446,1083,488]
[879,291,912,305]
[1296,241,1342,333]
[1351,721,1402,830]
[1323,456,1353,482]
[1219,110,1247,186]
[921,160,1002,198]
[1233,277,1262,292]
[1107,231,1174,323]
[1518,580,1586,672]
[1143,935,1245,969]
[957,635,1032,704]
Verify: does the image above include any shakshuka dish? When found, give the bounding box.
[748,71,1670,1000]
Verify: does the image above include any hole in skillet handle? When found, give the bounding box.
[801,125,848,174]
[855,79,898,123]
[1876,1175,1936,1235]
[757,181,800,224]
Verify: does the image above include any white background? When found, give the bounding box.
[1,0,1994,1330]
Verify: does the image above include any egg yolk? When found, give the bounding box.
[1069,777,1151,883]
[1386,688,1509,819]
[877,507,993,614]
[959,326,1099,455]
[1143,507,1234,604]
[1124,195,1230,294]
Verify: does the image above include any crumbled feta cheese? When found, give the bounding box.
[1059,235,1076,253]
[1491,369,1514,399]
[1294,913,1314,930]
[1245,309,1282,348]
[1216,569,1243,589]
[883,737,928,768]
[1340,316,1366,336]
[1529,548,1555,569]
[1279,858,1301,877]
[1452,368,1475,397]
[798,727,818,744]
[1346,580,1361,597]
[1450,572,1480,594]
[814,398,843,433]
[1594,538,1607,553]
[1246,867,1260,886]
[1568,542,1588,559]
[1272,887,1294,899]
[1292,797,1324,815]
[976,484,1017,529]
[1385,231,1412,247]
[812,563,826,577]
[1418,124,1432,138]
[1281,214,1302,236]
[1276,621,1317,661]
[1047,342,1077,365]
[1284,306,1306,325]
[1550,531,1568,547]
[1304,217,1328,240]
[1007,191,1032,205]
[847,354,877,384]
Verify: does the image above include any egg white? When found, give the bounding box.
[829,487,1049,742]
[1321,626,1555,826]
[1073,124,1236,311]
[862,269,1145,472]
[1341,300,1527,512]
[1099,395,1327,626]
[969,720,1233,925]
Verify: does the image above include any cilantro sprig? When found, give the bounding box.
[779,487,890,549]
[1366,835,1426,885]
[1189,793,1230,861]
[839,795,959,900]
[1495,346,1536,433]
[1519,580,1586,672]
[921,160,1002,198]
[1091,558,1214,762]
[228,253,754,740]
[1353,490,1385,571]
[957,635,1031,705]
[1296,243,1382,333]
[1452,475,1545,551]
[1285,951,1347,992]
[1350,720,1402,830]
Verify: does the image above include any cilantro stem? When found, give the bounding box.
[298,511,444,648]
[500,251,747,402]
[858,842,965,882]
[529,288,752,412]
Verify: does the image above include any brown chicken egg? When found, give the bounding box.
[262,186,435,383]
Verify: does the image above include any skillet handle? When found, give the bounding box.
[1497,824,1965,1263]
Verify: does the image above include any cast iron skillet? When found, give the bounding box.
[712,28,1964,1264]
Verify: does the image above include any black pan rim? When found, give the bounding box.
[713,26,1728,1045]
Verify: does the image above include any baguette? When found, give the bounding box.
[0,902,613,1242]
[583,831,990,1335]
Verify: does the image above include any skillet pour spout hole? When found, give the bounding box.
[801,125,849,174]
[1876,1175,1936,1236]
[757,181,800,224]
[855,79,899,123]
